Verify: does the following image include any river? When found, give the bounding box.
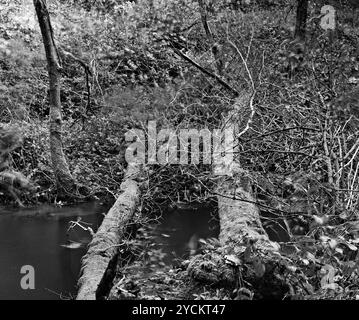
[0,202,109,300]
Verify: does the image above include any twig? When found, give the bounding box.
[227,36,256,139]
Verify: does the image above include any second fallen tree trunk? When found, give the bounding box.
[216,172,273,253]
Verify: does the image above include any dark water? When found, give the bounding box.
[151,204,220,265]
[0,202,109,300]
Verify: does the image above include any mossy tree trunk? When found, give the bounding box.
[33,0,75,193]
[77,164,142,300]
[187,93,290,299]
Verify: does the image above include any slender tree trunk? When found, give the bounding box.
[33,0,75,193]
[198,0,223,75]
[295,0,309,41]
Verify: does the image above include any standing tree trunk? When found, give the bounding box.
[295,0,309,41]
[198,0,223,75]
[33,0,75,193]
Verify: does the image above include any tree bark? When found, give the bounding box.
[77,164,142,300]
[33,0,75,193]
[295,0,309,41]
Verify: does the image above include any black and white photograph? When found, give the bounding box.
[0,0,359,305]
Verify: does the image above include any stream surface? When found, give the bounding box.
[151,204,220,265]
[0,202,109,300]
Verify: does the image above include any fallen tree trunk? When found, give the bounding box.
[187,169,283,294]
[216,172,273,253]
[187,93,290,299]
[76,164,142,300]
